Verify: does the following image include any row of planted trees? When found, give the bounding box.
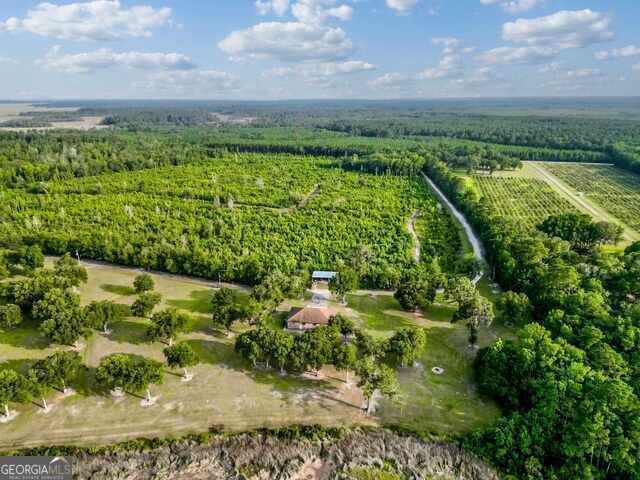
[235,315,426,415]
[0,343,201,420]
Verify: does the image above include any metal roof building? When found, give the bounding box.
[311,271,338,281]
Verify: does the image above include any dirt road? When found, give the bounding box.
[529,163,638,242]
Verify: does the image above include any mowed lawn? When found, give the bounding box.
[345,292,504,435]
[0,261,504,447]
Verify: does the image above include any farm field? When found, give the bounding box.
[0,153,459,287]
[470,174,577,229]
[542,163,640,233]
[0,260,502,448]
[0,102,106,131]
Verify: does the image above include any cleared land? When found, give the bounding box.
[542,163,640,238]
[0,103,106,131]
[0,261,502,448]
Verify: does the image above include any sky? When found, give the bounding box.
[0,0,639,100]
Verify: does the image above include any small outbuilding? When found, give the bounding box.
[286,306,336,332]
[312,271,337,285]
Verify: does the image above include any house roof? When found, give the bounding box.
[287,307,336,325]
[312,271,337,280]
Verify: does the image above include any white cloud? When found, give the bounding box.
[538,61,562,73]
[595,45,640,61]
[139,70,240,94]
[386,0,419,13]
[503,10,614,49]
[418,37,474,79]
[255,0,290,16]
[476,46,558,65]
[452,67,504,87]
[0,0,171,41]
[634,64,640,72]
[291,0,353,25]
[302,60,376,76]
[369,72,413,89]
[480,0,545,15]
[0,56,18,64]
[37,46,195,73]
[263,60,376,88]
[218,22,353,62]
[263,66,295,78]
[539,65,604,91]
[564,68,602,79]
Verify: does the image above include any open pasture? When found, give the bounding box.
[543,163,640,232]
[0,261,501,447]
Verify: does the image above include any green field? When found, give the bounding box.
[0,261,503,447]
[543,163,640,232]
[471,175,577,229]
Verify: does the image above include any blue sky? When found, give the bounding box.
[0,0,638,99]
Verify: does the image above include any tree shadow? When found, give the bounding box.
[73,365,100,396]
[0,318,50,350]
[184,339,239,367]
[108,320,149,345]
[185,314,213,335]
[0,358,39,374]
[167,290,213,315]
[101,284,135,296]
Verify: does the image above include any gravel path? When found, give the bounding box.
[421,172,485,284]
[529,162,637,242]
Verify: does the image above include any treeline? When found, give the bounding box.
[318,114,640,152]
[0,131,204,187]
[421,157,640,479]
[0,126,621,190]
[236,318,425,414]
[100,109,217,128]
[608,142,640,175]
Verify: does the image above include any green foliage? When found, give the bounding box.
[425,157,640,478]
[473,176,578,230]
[53,253,88,286]
[30,351,82,392]
[328,314,356,339]
[538,213,623,253]
[356,358,399,414]
[84,300,127,332]
[0,152,453,289]
[329,269,359,302]
[133,273,154,294]
[131,292,162,318]
[95,354,164,394]
[496,291,533,327]
[386,327,427,367]
[147,309,188,344]
[0,369,22,414]
[163,342,199,370]
[212,287,244,332]
[9,245,44,271]
[0,304,23,330]
[33,288,88,345]
[394,280,435,312]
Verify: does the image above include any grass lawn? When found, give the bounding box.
[343,292,504,436]
[0,260,506,448]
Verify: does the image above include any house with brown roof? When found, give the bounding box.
[286,306,336,332]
